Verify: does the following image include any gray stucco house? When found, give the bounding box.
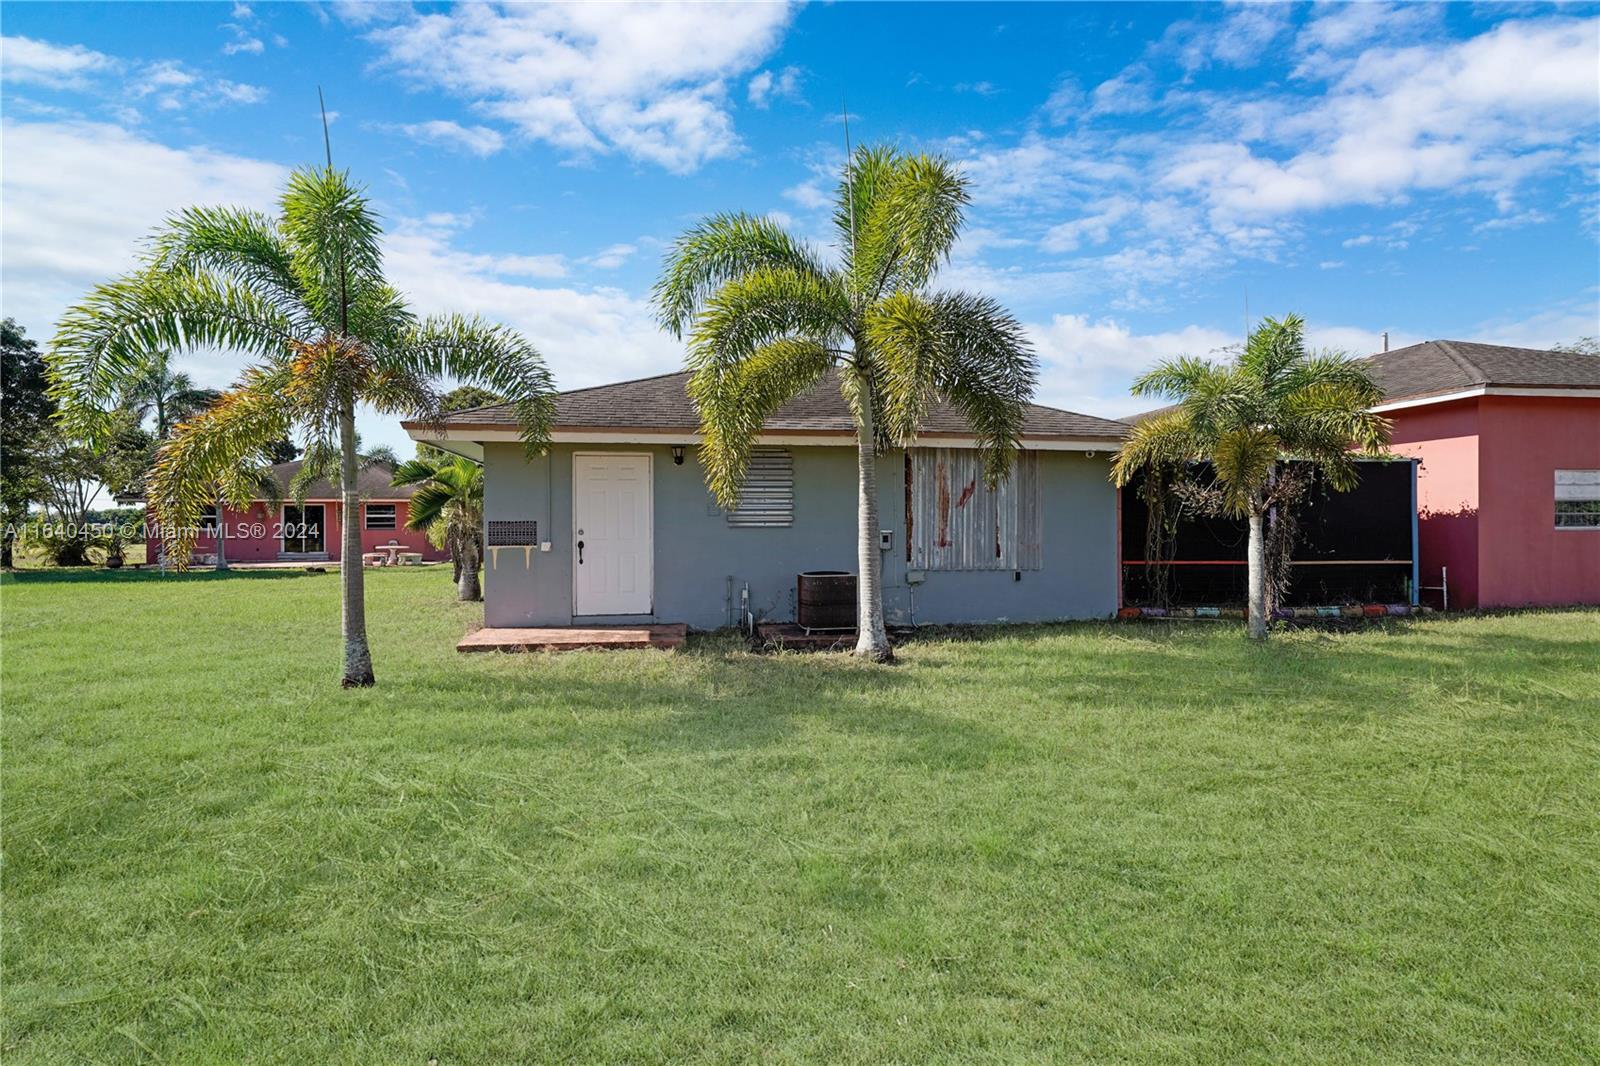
[405,371,1130,631]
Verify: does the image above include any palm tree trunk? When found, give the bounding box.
[1246,508,1268,640]
[852,388,893,662]
[338,399,376,686]
[213,497,228,572]
[457,534,481,602]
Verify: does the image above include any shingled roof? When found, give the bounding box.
[263,459,417,500]
[1367,340,1600,403]
[433,369,1131,441]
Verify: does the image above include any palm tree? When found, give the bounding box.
[1111,314,1390,640]
[653,145,1037,661]
[119,350,219,437]
[48,165,554,686]
[392,455,484,601]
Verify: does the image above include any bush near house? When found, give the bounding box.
[3,568,1597,1063]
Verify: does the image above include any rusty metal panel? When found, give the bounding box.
[910,448,1041,571]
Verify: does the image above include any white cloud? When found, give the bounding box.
[223,35,265,56]
[748,65,802,108]
[1041,78,1084,124]
[366,2,796,173]
[1028,314,1425,418]
[121,59,268,114]
[939,11,1599,308]
[382,220,680,391]
[388,119,506,157]
[215,80,268,105]
[1469,290,1600,350]
[1041,197,1138,253]
[1161,17,1600,225]
[0,35,115,88]
[0,120,289,344]
[1028,314,1240,416]
[1292,2,1443,79]
[387,215,568,279]
[585,242,638,270]
[0,118,682,458]
[1088,66,1156,116]
[1319,260,1343,270]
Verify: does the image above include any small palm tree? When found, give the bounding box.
[1112,314,1390,639]
[654,145,1037,661]
[392,455,484,602]
[48,165,553,686]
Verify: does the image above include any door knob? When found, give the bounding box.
[577,539,584,564]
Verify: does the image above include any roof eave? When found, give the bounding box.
[1372,384,1600,412]
[404,423,1127,450]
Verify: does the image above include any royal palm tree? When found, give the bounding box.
[1112,315,1390,640]
[654,145,1037,661]
[48,165,553,686]
[392,455,484,602]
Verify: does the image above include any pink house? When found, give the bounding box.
[1369,341,1600,609]
[144,459,447,566]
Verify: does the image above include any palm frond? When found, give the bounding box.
[1239,313,1307,388]
[1111,411,1199,487]
[833,144,898,269]
[653,213,829,337]
[1210,427,1281,514]
[278,166,385,331]
[146,205,308,329]
[48,268,298,444]
[690,338,834,508]
[855,152,969,299]
[864,290,1035,482]
[147,369,296,567]
[386,314,554,456]
[391,455,448,487]
[684,266,849,374]
[404,460,482,532]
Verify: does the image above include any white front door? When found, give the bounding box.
[572,453,653,615]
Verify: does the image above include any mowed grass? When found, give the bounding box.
[2,568,1597,1064]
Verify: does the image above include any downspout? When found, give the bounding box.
[1410,457,1420,607]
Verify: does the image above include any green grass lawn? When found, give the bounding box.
[3,568,1597,1064]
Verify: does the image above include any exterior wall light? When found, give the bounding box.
[672,445,686,466]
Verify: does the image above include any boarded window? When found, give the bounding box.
[1555,469,1600,528]
[365,503,397,530]
[726,449,794,528]
[910,448,1041,570]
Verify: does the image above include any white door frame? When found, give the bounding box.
[571,451,654,616]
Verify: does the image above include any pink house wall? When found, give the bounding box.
[145,499,445,564]
[1387,394,1600,609]
[1388,399,1482,608]
[1477,396,1600,608]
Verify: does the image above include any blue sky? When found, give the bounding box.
[3,1,1597,456]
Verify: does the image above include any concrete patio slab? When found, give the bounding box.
[457,624,688,653]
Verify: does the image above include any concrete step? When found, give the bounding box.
[457,624,688,653]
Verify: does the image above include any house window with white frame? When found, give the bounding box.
[365,503,398,530]
[1555,470,1600,528]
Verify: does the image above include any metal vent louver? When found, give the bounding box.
[487,520,538,546]
[726,449,794,528]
